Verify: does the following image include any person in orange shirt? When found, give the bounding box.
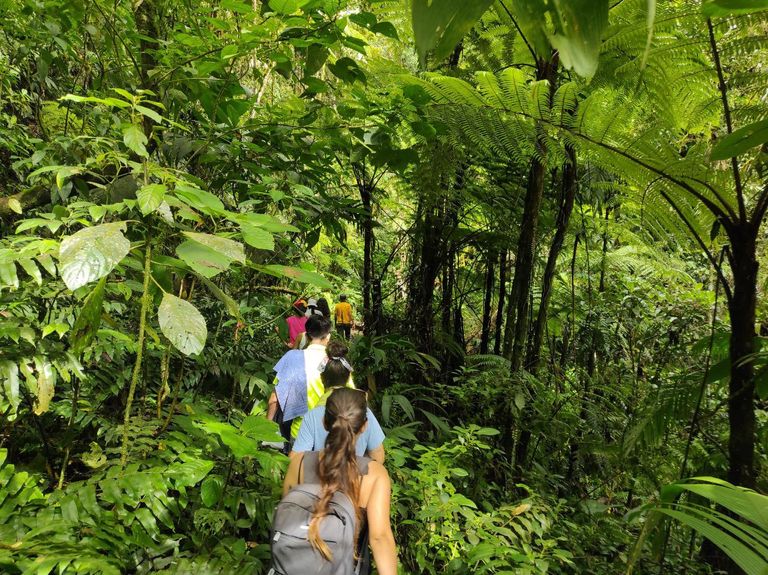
[334,294,354,340]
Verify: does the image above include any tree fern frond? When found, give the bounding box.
[529,79,552,122]
[552,82,578,128]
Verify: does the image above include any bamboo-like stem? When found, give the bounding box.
[156,345,170,419]
[120,241,152,471]
[57,378,80,489]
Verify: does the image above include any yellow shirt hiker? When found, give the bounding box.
[334,295,354,339]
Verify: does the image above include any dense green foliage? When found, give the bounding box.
[0,0,767,573]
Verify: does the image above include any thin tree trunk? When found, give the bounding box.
[441,251,454,335]
[408,204,442,354]
[502,256,521,359]
[493,250,508,355]
[509,55,559,372]
[505,54,559,469]
[526,145,577,372]
[480,250,496,354]
[355,163,376,336]
[598,205,611,294]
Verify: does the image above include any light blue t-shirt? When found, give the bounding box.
[292,406,385,456]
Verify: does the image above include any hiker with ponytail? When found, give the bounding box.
[278,387,398,575]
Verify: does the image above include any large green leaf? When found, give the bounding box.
[177,240,233,278]
[268,0,308,14]
[18,259,42,286]
[123,124,148,158]
[165,457,215,487]
[257,264,332,288]
[649,478,768,575]
[70,277,106,354]
[174,184,225,215]
[413,0,609,77]
[234,212,299,233]
[59,222,131,291]
[655,508,768,575]
[240,224,275,251]
[240,415,284,442]
[668,477,768,532]
[710,119,768,161]
[546,0,609,78]
[33,356,56,415]
[136,184,166,215]
[412,0,494,65]
[702,0,768,16]
[201,475,224,507]
[198,420,261,458]
[0,261,18,290]
[158,293,207,356]
[0,361,20,414]
[182,232,245,263]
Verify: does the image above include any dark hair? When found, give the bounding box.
[317,297,331,318]
[339,294,347,302]
[321,341,352,388]
[293,302,307,316]
[309,388,367,560]
[305,315,332,340]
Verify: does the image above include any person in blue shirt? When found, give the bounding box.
[290,340,385,463]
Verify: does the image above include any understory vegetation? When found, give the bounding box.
[0,0,767,573]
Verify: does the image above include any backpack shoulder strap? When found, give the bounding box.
[300,451,321,484]
[356,456,371,476]
[297,453,306,484]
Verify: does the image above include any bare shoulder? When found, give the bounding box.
[365,461,391,484]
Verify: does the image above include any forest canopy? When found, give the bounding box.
[0,0,767,573]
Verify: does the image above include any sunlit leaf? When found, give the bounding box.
[0,361,20,413]
[711,119,768,161]
[7,198,22,214]
[123,124,148,157]
[702,0,768,16]
[136,184,166,215]
[546,0,609,78]
[59,222,131,291]
[412,0,494,65]
[17,259,42,285]
[158,293,207,356]
[241,224,275,251]
[234,212,298,232]
[0,262,19,290]
[174,184,225,215]
[257,264,332,288]
[177,240,232,278]
[182,232,245,263]
[135,105,162,124]
[269,0,308,14]
[33,356,56,415]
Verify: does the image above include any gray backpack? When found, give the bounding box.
[269,483,360,575]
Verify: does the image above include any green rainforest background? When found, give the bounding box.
[1,0,768,573]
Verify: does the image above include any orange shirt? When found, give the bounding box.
[334,302,353,325]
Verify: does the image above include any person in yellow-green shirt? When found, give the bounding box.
[334,294,354,340]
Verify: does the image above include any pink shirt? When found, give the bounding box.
[286,315,307,346]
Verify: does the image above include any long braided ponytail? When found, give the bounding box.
[307,387,367,561]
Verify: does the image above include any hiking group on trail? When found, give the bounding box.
[267,295,397,575]
[277,294,355,350]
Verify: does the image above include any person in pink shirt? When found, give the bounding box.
[285,299,308,348]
